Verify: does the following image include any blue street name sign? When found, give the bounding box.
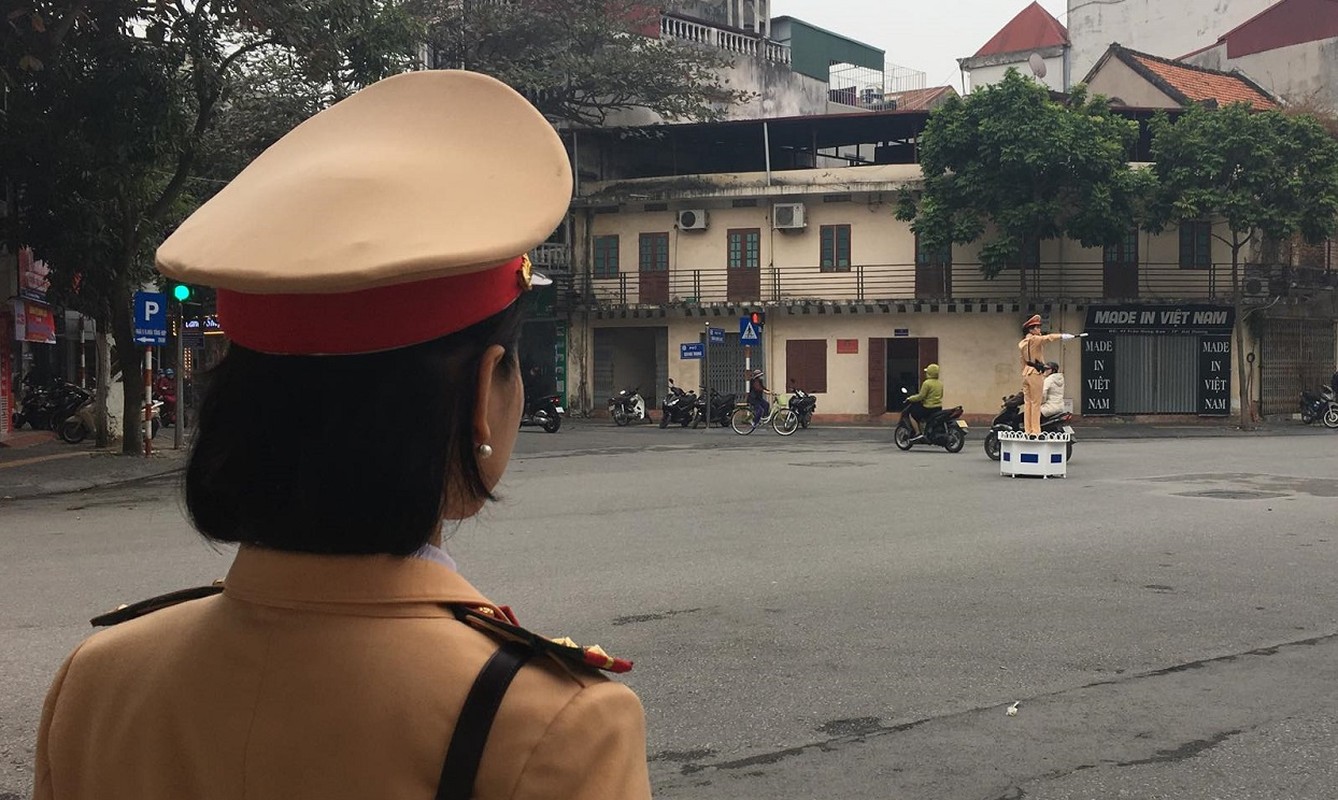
[680,343,705,360]
[708,327,725,344]
[133,291,168,345]
[739,317,760,343]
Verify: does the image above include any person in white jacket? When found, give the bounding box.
[1040,361,1067,418]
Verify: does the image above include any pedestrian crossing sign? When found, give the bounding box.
[739,318,760,342]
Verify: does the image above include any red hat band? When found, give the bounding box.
[217,257,525,355]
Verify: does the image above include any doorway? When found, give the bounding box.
[867,336,939,415]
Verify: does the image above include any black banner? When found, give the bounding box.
[1081,334,1115,415]
[1198,336,1232,416]
[1085,305,1235,335]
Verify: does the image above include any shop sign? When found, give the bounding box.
[836,339,859,354]
[1085,305,1235,335]
[1080,334,1115,415]
[13,298,57,344]
[18,247,51,302]
[1198,337,1232,416]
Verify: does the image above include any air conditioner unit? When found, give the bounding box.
[1242,264,1270,297]
[773,202,807,230]
[677,209,709,230]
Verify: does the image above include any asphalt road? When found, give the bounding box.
[2,425,1336,799]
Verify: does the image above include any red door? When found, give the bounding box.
[638,232,669,305]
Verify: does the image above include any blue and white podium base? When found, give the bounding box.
[999,430,1070,478]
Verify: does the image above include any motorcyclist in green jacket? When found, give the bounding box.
[906,363,943,435]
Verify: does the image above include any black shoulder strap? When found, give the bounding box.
[435,641,533,800]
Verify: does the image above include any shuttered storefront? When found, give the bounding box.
[1111,335,1198,413]
[1082,305,1235,416]
[1260,318,1336,415]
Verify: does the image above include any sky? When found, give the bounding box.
[769,0,1069,93]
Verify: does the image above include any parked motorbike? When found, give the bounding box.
[983,392,1076,461]
[520,394,563,433]
[13,375,89,432]
[61,396,158,444]
[608,387,647,426]
[692,388,737,428]
[659,379,698,428]
[1299,386,1338,428]
[12,373,60,430]
[787,386,817,429]
[893,390,966,453]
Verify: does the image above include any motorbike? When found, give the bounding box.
[519,394,563,433]
[608,387,647,426]
[1299,386,1338,428]
[692,388,737,428]
[893,390,966,453]
[60,395,156,444]
[983,392,1076,461]
[154,374,177,427]
[787,386,817,429]
[13,376,89,432]
[659,379,698,428]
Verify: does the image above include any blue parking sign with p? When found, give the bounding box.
[133,291,168,345]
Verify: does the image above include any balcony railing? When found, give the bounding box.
[571,261,1247,308]
[530,243,571,272]
[660,14,791,65]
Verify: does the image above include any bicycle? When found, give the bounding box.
[730,392,799,436]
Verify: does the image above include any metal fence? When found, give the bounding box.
[569,261,1239,307]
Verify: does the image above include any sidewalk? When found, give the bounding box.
[0,429,190,501]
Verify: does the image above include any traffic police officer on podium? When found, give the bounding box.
[1018,314,1083,435]
[34,71,651,800]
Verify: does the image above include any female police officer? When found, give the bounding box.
[34,71,651,800]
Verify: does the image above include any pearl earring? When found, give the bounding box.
[476,443,493,459]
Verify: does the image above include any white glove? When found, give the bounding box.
[1061,333,1076,340]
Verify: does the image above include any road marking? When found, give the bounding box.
[0,451,94,470]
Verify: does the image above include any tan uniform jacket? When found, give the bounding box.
[1018,333,1062,377]
[35,546,652,800]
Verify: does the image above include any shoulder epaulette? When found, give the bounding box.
[450,604,633,674]
[90,583,224,627]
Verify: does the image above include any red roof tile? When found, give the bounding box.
[887,86,958,111]
[1125,49,1279,110]
[974,2,1069,58]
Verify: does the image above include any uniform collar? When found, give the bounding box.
[222,545,502,616]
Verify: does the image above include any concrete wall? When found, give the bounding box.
[603,53,830,126]
[1186,38,1338,107]
[1084,55,1179,107]
[1067,0,1276,79]
[966,57,1066,93]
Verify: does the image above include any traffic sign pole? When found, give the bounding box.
[143,346,153,458]
[703,323,710,434]
[174,304,184,450]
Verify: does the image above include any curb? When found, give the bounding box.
[0,464,186,502]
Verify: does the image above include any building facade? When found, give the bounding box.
[555,113,1277,422]
[1066,0,1276,79]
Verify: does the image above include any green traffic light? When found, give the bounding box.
[172,284,191,302]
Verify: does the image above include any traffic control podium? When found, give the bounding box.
[999,430,1070,478]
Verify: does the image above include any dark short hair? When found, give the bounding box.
[185,302,525,555]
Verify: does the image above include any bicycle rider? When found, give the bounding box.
[748,369,769,421]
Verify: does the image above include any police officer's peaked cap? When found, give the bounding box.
[156,71,571,355]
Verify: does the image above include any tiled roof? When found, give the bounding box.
[1120,46,1279,110]
[888,86,958,111]
[973,2,1069,58]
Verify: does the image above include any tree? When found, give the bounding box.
[2,2,421,452]
[896,69,1151,281]
[413,0,752,126]
[1147,102,1338,428]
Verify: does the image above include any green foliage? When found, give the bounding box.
[896,70,1150,278]
[413,0,752,126]
[2,1,421,451]
[1147,102,1338,260]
